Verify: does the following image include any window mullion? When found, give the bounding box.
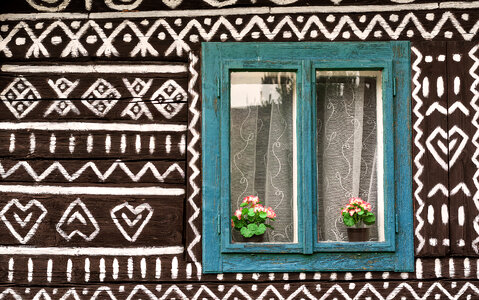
[300,60,314,254]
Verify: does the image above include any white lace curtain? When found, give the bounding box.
[316,72,381,242]
[229,71,382,243]
[230,72,295,243]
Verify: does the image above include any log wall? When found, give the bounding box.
[1,0,479,298]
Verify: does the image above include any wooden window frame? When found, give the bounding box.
[202,42,413,273]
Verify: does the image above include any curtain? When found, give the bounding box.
[316,72,380,242]
[230,72,295,243]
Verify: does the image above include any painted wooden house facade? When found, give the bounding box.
[0,0,479,298]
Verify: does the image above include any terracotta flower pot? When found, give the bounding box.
[347,227,370,242]
[232,230,265,243]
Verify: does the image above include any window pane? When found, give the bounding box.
[230,72,296,243]
[316,71,384,242]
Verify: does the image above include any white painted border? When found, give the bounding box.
[1,65,187,74]
[0,185,185,195]
[0,122,186,132]
[1,2,479,20]
[0,246,184,256]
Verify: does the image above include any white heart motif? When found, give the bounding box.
[0,199,47,244]
[425,125,468,171]
[111,203,153,242]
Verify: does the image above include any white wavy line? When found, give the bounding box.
[469,44,479,254]
[186,52,201,274]
[412,47,426,254]
[0,160,184,182]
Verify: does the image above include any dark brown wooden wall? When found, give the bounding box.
[1,0,479,299]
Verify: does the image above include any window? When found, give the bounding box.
[202,42,413,273]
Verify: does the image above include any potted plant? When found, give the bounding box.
[341,197,376,242]
[231,195,276,242]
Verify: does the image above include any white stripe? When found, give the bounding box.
[8,258,14,282]
[9,134,15,153]
[112,258,119,280]
[28,258,33,282]
[0,185,184,196]
[0,246,183,256]
[141,258,147,279]
[47,259,52,283]
[6,3,474,21]
[0,122,186,132]
[128,257,133,279]
[84,258,90,282]
[1,65,187,74]
[99,258,106,282]
[171,256,178,279]
[155,258,161,279]
[66,259,72,282]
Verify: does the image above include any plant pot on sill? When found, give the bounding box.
[232,230,265,243]
[347,227,370,242]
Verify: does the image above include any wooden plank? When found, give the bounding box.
[0,74,188,123]
[0,194,184,248]
[0,131,186,159]
[412,41,449,256]
[447,41,479,256]
[0,159,185,184]
[0,279,478,298]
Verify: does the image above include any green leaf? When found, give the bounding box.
[248,208,255,217]
[256,223,266,235]
[363,214,376,225]
[242,208,248,215]
[358,210,364,215]
[240,202,248,207]
[240,227,253,238]
[259,212,267,219]
[247,223,259,233]
[343,215,355,227]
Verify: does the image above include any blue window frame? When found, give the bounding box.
[202,42,413,273]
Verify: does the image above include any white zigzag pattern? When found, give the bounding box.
[412,46,425,254]
[1,12,479,58]
[0,160,184,182]
[187,53,202,277]
[469,44,479,254]
[1,282,479,300]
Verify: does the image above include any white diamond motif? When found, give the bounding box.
[81,78,121,117]
[0,77,40,119]
[151,79,186,119]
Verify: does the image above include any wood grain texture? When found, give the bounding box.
[0,194,184,247]
[0,74,189,123]
[0,131,186,159]
[412,41,449,257]
[447,41,478,256]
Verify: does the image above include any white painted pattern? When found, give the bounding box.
[412,47,425,254]
[122,78,154,120]
[110,202,154,242]
[186,53,201,273]
[470,44,479,254]
[425,125,468,171]
[81,78,121,117]
[0,77,40,119]
[1,12,478,59]
[0,199,47,244]
[56,198,100,241]
[0,160,184,182]
[45,78,80,117]
[151,79,187,119]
